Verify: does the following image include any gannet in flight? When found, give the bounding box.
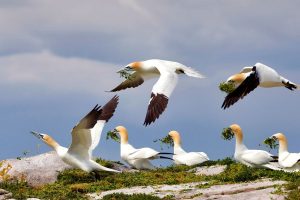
[225,124,281,170]
[168,131,209,166]
[111,126,173,169]
[110,59,205,126]
[222,63,299,109]
[31,95,120,173]
[270,133,300,172]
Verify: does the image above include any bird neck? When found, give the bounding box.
[234,130,246,151]
[278,137,288,154]
[119,130,129,144]
[44,136,61,152]
[174,143,186,154]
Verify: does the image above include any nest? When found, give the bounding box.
[219,82,236,93]
[263,138,279,149]
[221,128,234,140]
[106,130,120,143]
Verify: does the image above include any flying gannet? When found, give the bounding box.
[110,59,205,126]
[111,126,173,169]
[270,133,300,172]
[225,124,281,170]
[31,95,120,173]
[222,63,299,109]
[168,131,209,166]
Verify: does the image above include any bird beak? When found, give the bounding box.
[272,136,277,140]
[31,131,43,139]
[117,66,134,73]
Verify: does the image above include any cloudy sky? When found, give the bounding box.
[1,0,300,163]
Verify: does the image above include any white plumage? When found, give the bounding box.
[227,124,281,170]
[114,126,173,170]
[168,131,209,166]
[31,96,120,173]
[271,133,300,172]
[222,63,299,109]
[110,59,205,126]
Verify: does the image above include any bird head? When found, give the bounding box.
[31,131,57,148]
[168,130,181,145]
[114,126,128,144]
[271,133,286,141]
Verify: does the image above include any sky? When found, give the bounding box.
[1,0,300,164]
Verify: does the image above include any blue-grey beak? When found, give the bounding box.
[31,131,43,139]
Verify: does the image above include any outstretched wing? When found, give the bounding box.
[222,67,259,109]
[110,72,144,92]
[68,96,119,159]
[144,67,178,126]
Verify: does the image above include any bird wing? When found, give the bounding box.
[144,66,178,126]
[281,153,300,168]
[240,150,274,165]
[239,67,253,73]
[127,147,159,160]
[176,64,205,78]
[90,95,119,151]
[68,96,119,159]
[222,67,259,109]
[110,72,144,92]
[174,152,209,166]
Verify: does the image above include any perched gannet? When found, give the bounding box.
[31,95,120,173]
[168,131,209,166]
[112,126,173,169]
[222,63,299,109]
[110,59,205,126]
[226,124,281,170]
[271,133,300,172]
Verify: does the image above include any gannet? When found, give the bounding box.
[226,124,281,170]
[111,126,173,169]
[168,131,209,166]
[222,63,299,109]
[31,95,120,173]
[271,133,300,172]
[110,59,205,126]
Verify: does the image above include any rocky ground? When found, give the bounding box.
[0,152,290,200]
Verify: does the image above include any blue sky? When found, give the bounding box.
[1,1,300,163]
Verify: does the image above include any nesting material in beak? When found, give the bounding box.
[219,81,236,93]
[31,131,43,140]
[221,127,235,140]
[263,137,279,149]
[153,135,174,149]
[117,67,135,80]
[106,129,120,143]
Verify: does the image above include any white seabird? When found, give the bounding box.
[271,133,300,172]
[168,131,209,166]
[222,63,299,109]
[226,124,281,170]
[110,59,205,126]
[31,95,120,173]
[112,126,173,169]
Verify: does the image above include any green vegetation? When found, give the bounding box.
[219,81,236,93]
[263,137,279,149]
[221,127,234,140]
[153,135,174,149]
[0,158,299,200]
[117,68,134,80]
[106,129,120,143]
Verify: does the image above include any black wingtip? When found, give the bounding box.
[99,95,119,122]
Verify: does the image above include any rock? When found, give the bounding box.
[0,189,12,200]
[88,179,286,200]
[189,165,226,176]
[0,151,71,187]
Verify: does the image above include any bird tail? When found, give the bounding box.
[99,95,119,122]
[179,65,205,78]
[159,156,174,161]
[158,152,174,155]
[263,163,282,171]
[96,164,121,173]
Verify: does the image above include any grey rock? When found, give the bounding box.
[0,189,12,200]
[88,179,285,200]
[189,165,226,176]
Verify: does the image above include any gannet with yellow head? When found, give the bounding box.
[271,133,300,172]
[168,131,209,166]
[110,59,205,126]
[225,124,281,170]
[31,95,120,173]
[222,63,299,109]
[111,126,173,170]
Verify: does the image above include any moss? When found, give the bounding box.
[219,82,236,93]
